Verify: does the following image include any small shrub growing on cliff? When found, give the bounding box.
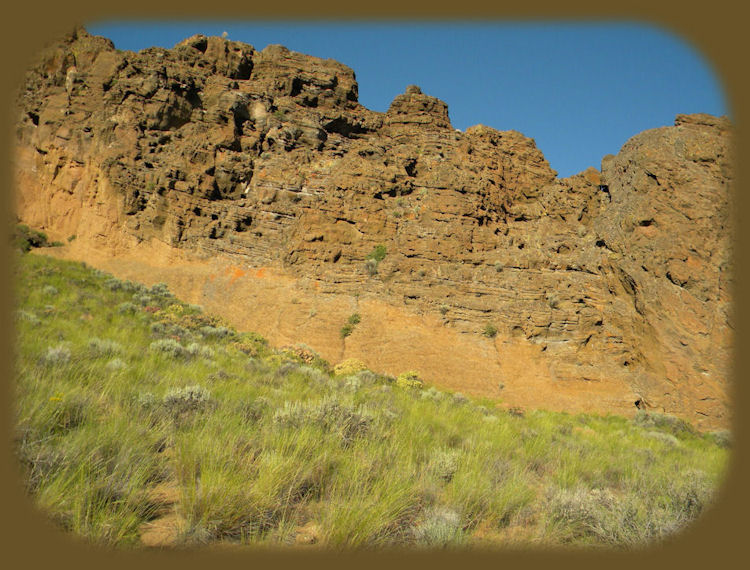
[340,324,354,338]
[340,313,361,338]
[365,244,387,275]
[483,324,498,338]
[368,244,387,263]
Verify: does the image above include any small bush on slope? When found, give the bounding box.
[14,224,50,252]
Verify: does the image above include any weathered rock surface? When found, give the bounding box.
[13,27,735,429]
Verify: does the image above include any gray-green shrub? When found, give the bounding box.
[186,343,215,360]
[42,345,71,366]
[200,326,232,339]
[413,507,463,547]
[431,449,461,482]
[132,293,153,306]
[162,385,212,415]
[105,358,126,372]
[16,310,40,325]
[117,302,139,314]
[633,411,695,437]
[149,339,187,358]
[88,337,123,357]
[42,285,59,296]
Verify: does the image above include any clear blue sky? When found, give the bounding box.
[86,21,728,178]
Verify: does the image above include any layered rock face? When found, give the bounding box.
[14,28,734,428]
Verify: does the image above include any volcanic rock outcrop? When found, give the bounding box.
[13,27,734,429]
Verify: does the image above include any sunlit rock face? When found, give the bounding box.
[14,27,734,429]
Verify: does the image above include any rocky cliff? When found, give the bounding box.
[13,27,735,429]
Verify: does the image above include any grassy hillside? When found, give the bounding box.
[12,252,730,549]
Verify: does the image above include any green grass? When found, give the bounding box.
[13,252,730,550]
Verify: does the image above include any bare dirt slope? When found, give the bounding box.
[15,27,735,429]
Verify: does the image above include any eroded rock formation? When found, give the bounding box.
[14,27,735,428]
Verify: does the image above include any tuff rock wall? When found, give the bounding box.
[14,27,735,428]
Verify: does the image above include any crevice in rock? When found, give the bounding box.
[323,116,368,138]
[645,171,660,185]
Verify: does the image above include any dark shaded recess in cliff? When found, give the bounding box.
[323,117,369,138]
